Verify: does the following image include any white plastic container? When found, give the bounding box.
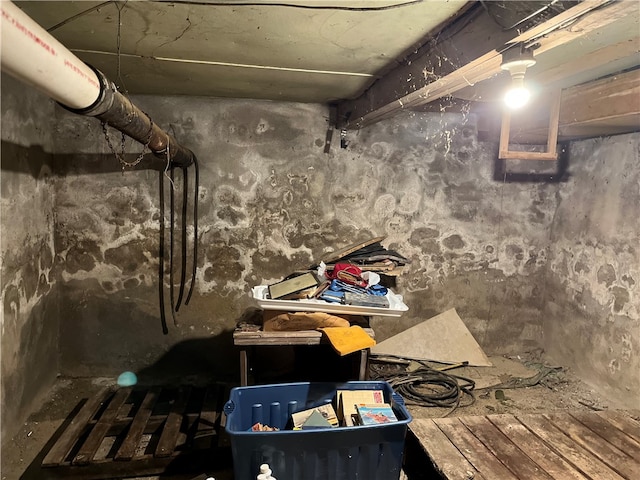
[257,463,276,479]
[251,285,408,317]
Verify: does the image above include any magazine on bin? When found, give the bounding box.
[355,403,398,425]
[337,389,384,426]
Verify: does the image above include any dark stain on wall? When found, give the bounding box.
[506,244,524,260]
[621,274,635,287]
[597,264,616,287]
[250,248,300,282]
[217,205,246,224]
[410,227,440,241]
[66,241,99,273]
[204,244,244,282]
[105,241,151,275]
[610,286,630,313]
[443,234,465,250]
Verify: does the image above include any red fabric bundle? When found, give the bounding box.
[326,263,367,287]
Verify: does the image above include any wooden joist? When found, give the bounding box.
[411,411,640,480]
[336,0,636,130]
[506,70,640,144]
[552,70,639,135]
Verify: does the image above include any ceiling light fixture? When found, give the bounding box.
[500,44,536,110]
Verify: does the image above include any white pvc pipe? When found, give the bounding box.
[1,1,100,109]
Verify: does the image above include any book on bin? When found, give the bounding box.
[337,389,384,427]
[355,403,398,425]
[290,403,339,430]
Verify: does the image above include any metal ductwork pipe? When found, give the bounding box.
[0,0,194,168]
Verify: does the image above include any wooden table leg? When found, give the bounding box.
[239,348,248,386]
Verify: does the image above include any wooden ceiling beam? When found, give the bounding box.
[561,69,639,128]
[482,69,640,144]
[336,0,633,130]
[517,69,640,141]
[532,38,639,89]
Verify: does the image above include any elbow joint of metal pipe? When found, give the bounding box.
[59,65,196,169]
[58,65,115,117]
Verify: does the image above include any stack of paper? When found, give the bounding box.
[337,389,384,426]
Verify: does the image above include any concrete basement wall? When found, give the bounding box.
[544,133,640,409]
[51,94,557,383]
[0,74,60,443]
[2,80,636,436]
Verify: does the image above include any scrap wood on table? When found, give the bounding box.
[263,311,350,331]
[312,235,410,276]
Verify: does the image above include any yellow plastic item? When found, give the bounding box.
[321,325,376,356]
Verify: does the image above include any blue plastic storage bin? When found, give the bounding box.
[223,381,412,480]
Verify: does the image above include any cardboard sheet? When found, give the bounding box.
[371,308,492,366]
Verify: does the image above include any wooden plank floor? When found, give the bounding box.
[410,411,640,480]
[41,385,232,479]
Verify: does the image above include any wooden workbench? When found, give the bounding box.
[410,410,640,479]
[233,328,375,386]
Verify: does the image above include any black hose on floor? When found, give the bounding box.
[370,356,476,416]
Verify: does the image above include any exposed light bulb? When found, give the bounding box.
[504,84,531,109]
[500,45,536,110]
[504,87,530,109]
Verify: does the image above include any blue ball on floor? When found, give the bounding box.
[117,371,138,387]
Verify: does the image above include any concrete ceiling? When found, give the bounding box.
[11,0,640,140]
[15,0,468,103]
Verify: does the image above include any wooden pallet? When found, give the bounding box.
[41,384,232,479]
[410,410,640,480]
